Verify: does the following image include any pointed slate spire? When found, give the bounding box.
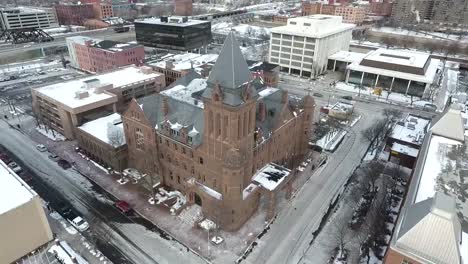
[207,31,252,90]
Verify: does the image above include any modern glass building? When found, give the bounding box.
[135,16,212,51]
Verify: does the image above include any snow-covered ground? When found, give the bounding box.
[212,22,270,38]
[36,125,66,141]
[0,58,61,75]
[372,27,468,43]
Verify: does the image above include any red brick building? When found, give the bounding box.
[67,36,144,73]
[54,3,96,26]
[174,0,193,16]
[301,1,367,24]
[368,0,393,16]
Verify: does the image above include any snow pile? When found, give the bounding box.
[48,241,89,264]
[36,125,66,141]
[196,181,222,200]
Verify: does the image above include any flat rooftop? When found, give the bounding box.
[135,16,209,27]
[67,36,141,52]
[78,113,126,147]
[161,78,207,108]
[151,53,218,71]
[0,160,35,215]
[0,7,50,14]
[270,15,355,38]
[389,114,431,146]
[36,66,160,109]
[348,57,440,83]
[362,49,430,69]
[253,163,291,191]
[329,50,367,64]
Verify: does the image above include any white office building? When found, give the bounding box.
[0,7,58,31]
[269,15,354,78]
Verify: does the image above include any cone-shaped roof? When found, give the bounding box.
[207,31,251,90]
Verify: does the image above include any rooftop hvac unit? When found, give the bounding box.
[75,90,89,99]
[407,123,416,130]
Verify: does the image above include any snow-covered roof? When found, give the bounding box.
[161,78,207,108]
[78,113,126,147]
[328,50,367,63]
[196,181,222,200]
[0,160,35,215]
[390,114,431,146]
[391,142,419,158]
[364,49,430,69]
[431,109,465,142]
[253,163,291,191]
[258,87,279,100]
[347,57,440,84]
[36,66,161,109]
[135,17,209,27]
[151,53,218,71]
[270,15,355,39]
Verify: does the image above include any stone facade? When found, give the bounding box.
[121,33,315,231]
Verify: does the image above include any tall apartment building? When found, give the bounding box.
[391,0,468,25]
[301,1,367,24]
[269,15,354,77]
[135,16,212,51]
[174,0,193,16]
[54,3,96,26]
[0,7,58,31]
[0,160,53,263]
[122,32,315,230]
[31,66,165,139]
[66,36,145,73]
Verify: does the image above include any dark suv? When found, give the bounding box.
[58,159,71,170]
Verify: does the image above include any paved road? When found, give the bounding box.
[245,77,435,264]
[0,30,136,55]
[0,116,206,264]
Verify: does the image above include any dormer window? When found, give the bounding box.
[188,136,193,144]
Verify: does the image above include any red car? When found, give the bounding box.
[0,153,12,164]
[115,200,131,214]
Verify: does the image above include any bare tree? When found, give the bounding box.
[107,123,125,147]
[365,161,385,192]
[381,35,396,49]
[383,108,403,123]
[324,216,352,260]
[362,119,386,146]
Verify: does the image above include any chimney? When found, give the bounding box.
[281,90,288,104]
[259,102,266,122]
[163,96,169,116]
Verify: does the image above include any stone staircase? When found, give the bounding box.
[178,204,203,227]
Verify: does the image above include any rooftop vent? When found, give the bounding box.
[75,90,89,99]
[83,78,100,89]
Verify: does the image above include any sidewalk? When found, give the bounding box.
[17,113,323,263]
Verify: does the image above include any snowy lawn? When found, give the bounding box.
[36,125,66,141]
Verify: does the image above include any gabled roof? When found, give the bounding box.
[207,31,252,90]
[431,109,465,142]
[395,192,461,264]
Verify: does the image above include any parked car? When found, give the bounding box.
[19,173,33,183]
[0,153,12,164]
[8,162,22,173]
[36,144,47,152]
[68,216,89,232]
[48,154,60,161]
[57,159,71,170]
[115,200,131,214]
[56,202,72,217]
[313,92,323,97]
[341,95,353,101]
